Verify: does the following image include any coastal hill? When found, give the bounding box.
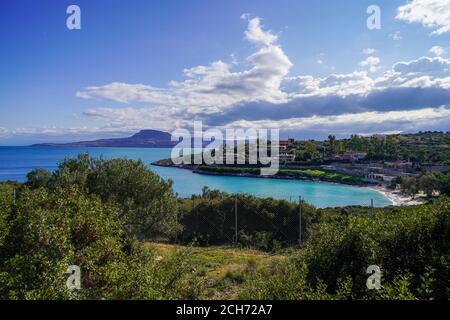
[32,129,178,148]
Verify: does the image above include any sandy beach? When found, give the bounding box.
[371,185,426,206]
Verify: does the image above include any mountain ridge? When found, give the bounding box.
[31,129,178,148]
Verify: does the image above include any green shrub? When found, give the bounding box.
[25,154,181,240]
[239,198,450,300]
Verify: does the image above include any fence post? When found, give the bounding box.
[234,196,238,245]
[193,197,197,233]
[175,210,178,243]
[298,196,302,247]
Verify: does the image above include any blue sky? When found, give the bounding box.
[1,0,450,145]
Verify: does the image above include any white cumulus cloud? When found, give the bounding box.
[396,0,450,35]
[243,16,278,46]
[78,16,292,114]
[429,46,445,56]
[363,48,376,55]
[359,56,381,73]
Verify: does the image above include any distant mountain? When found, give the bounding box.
[32,130,178,148]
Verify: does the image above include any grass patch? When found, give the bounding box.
[144,242,285,299]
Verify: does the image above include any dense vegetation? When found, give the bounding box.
[196,166,362,184]
[292,131,450,164]
[178,188,313,249]
[240,198,450,300]
[0,153,449,300]
[392,171,450,198]
[0,155,198,299]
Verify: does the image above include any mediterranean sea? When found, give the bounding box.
[0,146,392,208]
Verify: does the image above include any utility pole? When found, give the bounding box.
[371,199,374,215]
[13,189,16,205]
[234,196,238,245]
[298,196,302,247]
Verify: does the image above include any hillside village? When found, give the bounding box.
[276,132,450,188]
[154,132,450,198]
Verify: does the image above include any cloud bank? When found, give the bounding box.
[77,52,450,138]
[3,7,450,143]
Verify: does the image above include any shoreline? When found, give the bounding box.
[152,162,367,186]
[370,185,425,206]
[153,161,425,207]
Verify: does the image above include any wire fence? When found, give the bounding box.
[7,186,378,249]
[172,194,379,249]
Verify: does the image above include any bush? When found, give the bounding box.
[26,154,181,240]
[0,186,200,300]
[0,155,202,300]
[239,198,450,300]
[87,157,180,240]
[179,188,315,250]
[25,168,52,189]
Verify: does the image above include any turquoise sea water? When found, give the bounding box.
[0,147,392,208]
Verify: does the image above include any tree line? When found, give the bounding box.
[391,171,450,198]
[292,132,450,164]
